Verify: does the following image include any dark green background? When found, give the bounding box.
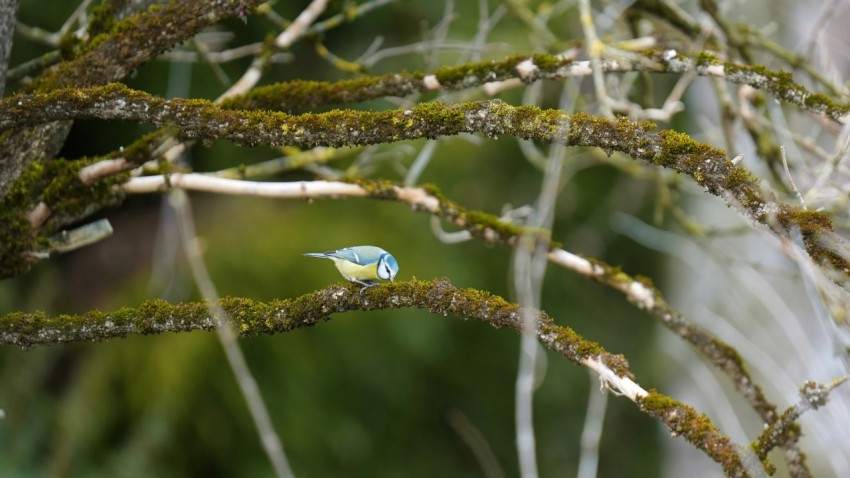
[1,1,666,476]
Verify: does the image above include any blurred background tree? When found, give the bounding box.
[1,0,849,477]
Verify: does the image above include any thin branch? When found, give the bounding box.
[578,0,613,118]
[578,373,608,478]
[446,410,506,478]
[125,176,368,198]
[45,218,113,254]
[216,0,328,102]
[5,50,62,84]
[780,145,807,210]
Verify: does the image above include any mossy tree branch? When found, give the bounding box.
[216,51,850,123]
[1,83,845,280]
[121,174,798,465]
[0,0,265,197]
[0,277,756,476]
[1,162,793,472]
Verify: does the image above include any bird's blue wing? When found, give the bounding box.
[327,246,385,265]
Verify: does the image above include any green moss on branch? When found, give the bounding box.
[1,277,756,475]
[2,86,846,276]
[0,0,265,198]
[1,279,617,368]
[639,390,753,476]
[218,50,850,123]
[2,277,631,396]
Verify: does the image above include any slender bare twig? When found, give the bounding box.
[217,0,328,102]
[170,190,295,478]
[577,372,608,478]
[578,0,612,118]
[446,410,506,478]
[780,146,807,210]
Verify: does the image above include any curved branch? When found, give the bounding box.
[2,84,844,276]
[0,277,755,476]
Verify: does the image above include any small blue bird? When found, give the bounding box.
[303,245,399,290]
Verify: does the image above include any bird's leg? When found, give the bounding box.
[351,278,378,293]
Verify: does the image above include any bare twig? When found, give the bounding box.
[446,410,506,478]
[170,190,295,478]
[780,146,807,210]
[577,372,608,478]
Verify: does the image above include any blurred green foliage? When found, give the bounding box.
[0,1,665,476]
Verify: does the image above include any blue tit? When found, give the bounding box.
[303,245,399,290]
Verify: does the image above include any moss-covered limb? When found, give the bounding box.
[0,277,756,474]
[28,0,265,91]
[737,25,845,99]
[365,180,794,455]
[1,277,625,372]
[657,51,849,124]
[3,86,846,274]
[218,53,579,112]
[0,154,129,279]
[0,121,74,204]
[410,183,779,419]
[639,390,758,477]
[123,175,787,434]
[6,50,846,128]
[0,278,600,355]
[218,50,849,124]
[0,0,265,199]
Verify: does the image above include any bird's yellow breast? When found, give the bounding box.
[330,258,379,281]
